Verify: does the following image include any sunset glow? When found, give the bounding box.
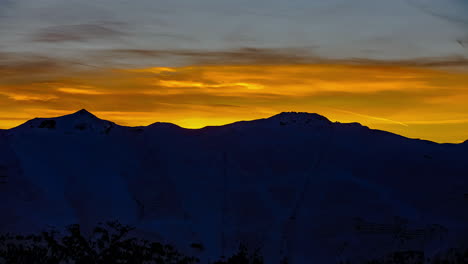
[1,62,468,143]
[1,0,468,143]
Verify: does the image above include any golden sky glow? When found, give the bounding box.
[1,62,468,143]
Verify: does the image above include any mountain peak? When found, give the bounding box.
[269,112,331,124]
[11,109,115,134]
[71,109,96,118]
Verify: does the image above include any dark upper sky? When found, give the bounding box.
[0,0,467,66]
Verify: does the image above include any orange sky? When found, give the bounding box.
[2,0,468,143]
[1,61,468,143]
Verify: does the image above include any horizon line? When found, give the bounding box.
[4,108,467,145]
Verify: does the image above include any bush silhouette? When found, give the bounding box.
[3,221,466,264]
[212,244,263,264]
[338,248,468,264]
[0,221,199,264]
[0,221,266,264]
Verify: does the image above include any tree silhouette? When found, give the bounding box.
[0,221,199,264]
[2,221,467,264]
[212,244,263,264]
[0,221,268,264]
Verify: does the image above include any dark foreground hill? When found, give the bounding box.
[0,109,467,263]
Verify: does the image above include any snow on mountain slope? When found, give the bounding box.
[1,110,467,263]
[11,109,117,135]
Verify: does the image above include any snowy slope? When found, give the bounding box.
[0,110,467,263]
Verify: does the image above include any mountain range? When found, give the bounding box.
[0,109,467,263]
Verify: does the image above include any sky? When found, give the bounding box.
[0,0,468,142]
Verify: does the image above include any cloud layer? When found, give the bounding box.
[1,0,468,60]
[1,50,468,142]
[1,0,468,142]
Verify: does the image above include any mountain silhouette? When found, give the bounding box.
[0,110,467,263]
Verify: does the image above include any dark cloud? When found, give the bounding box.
[103,47,321,65]
[405,0,468,49]
[0,0,13,17]
[0,52,65,76]
[101,47,468,69]
[341,57,468,69]
[1,0,466,63]
[0,0,12,8]
[33,24,125,42]
[2,47,468,81]
[405,0,468,26]
[0,51,100,75]
[151,33,198,42]
[457,39,467,48]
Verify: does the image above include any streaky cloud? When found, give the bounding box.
[32,23,125,43]
[103,47,468,69]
